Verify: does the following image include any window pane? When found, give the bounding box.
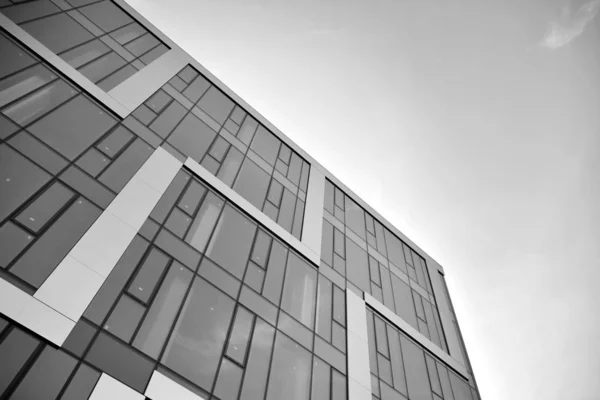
[321,220,334,266]
[185,192,224,253]
[239,319,275,400]
[391,275,418,328]
[400,335,432,400]
[216,146,243,186]
[150,100,187,138]
[76,148,110,177]
[110,22,145,45]
[226,306,254,365]
[345,237,370,293]
[281,253,317,329]
[29,95,117,160]
[345,196,366,239]
[213,358,243,400]
[0,35,36,78]
[62,319,96,357]
[133,261,192,359]
[315,275,332,341]
[164,208,192,238]
[233,158,270,209]
[250,126,280,166]
[237,115,257,145]
[266,333,311,400]
[167,112,216,162]
[197,86,234,125]
[331,369,347,400]
[15,181,74,232]
[60,364,100,400]
[262,240,288,305]
[105,295,145,342]
[161,276,235,392]
[0,328,39,394]
[311,357,331,400]
[205,205,256,279]
[21,13,94,54]
[182,75,210,103]
[387,325,408,395]
[79,1,133,32]
[0,221,33,268]
[198,258,240,299]
[0,64,54,109]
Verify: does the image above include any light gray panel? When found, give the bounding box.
[302,167,325,258]
[89,373,145,400]
[347,329,372,391]
[34,256,103,321]
[108,49,188,113]
[136,146,183,192]
[348,377,372,400]
[18,297,75,346]
[145,370,206,400]
[346,288,368,341]
[105,176,161,230]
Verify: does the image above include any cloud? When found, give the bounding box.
[540,0,600,48]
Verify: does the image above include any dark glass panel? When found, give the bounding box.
[105,294,145,342]
[62,39,111,68]
[99,138,153,192]
[164,208,192,238]
[149,171,189,223]
[345,195,366,239]
[226,306,254,365]
[321,220,334,266]
[208,135,229,162]
[378,353,393,385]
[205,205,256,279]
[291,198,304,239]
[78,52,127,84]
[387,325,408,395]
[366,311,378,375]
[132,104,156,125]
[96,125,134,158]
[154,229,201,270]
[267,179,283,206]
[400,335,432,400]
[391,274,418,328]
[21,13,94,54]
[149,100,187,138]
[315,275,332,341]
[345,237,370,293]
[277,188,296,232]
[182,75,210,103]
[110,22,145,45]
[178,66,198,83]
[311,357,331,400]
[76,148,110,177]
[437,363,455,400]
[161,276,235,392]
[334,228,345,256]
[128,248,169,303]
[196,86,234,125]
[216,146,243,186]
[62,319,96,357]
[125,33,159,58]
[380,380,405,400]
[84,236,149,325]
[167,112,216,161]
[11,347,76,400]
[86,332,154,393]
[331,370,346,400]
[237,115,257,145]
[140,44,168,65]
[29,95,117,160]
[244,262,265,292]
[1,0,60,24]
[185,192,224,253]
[0,328,39,394]
[97,64,136,91]
[281,253,317,329]
[250,126,280,166]
[332,321,346,352]
[213,358,243,400]
[230,106,246,125]
[251,229,271,268]
[233,158,270,209]
[133,261,192,359]
[239,318,275,400]
[313,336,346,375]
[374,316,389,357]
[178,180,207,216]
[60,364,100,400]
[79,0,132,32]
[0,64,54,109]
[12,197,101,287]
[0,114,19,139]
[266,333,312,400]
[8,131,67,174]
[0,221,33,268]
[198,258,240,299]
[262,240,288,305]
[145,89,171,114]
[380,265,396,312]
[59,165,114,208]
[425,354,442,396]
[278,311,313,350]
[0,35,36,78]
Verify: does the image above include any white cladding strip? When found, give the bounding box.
[302,167,325,259]
[89,373,145,400]
[346,289,372,400]
[184,158,321,266]
[364,292,469,380]
[0,13,130,118]
[145,370,206,400]
[30,147,181,342]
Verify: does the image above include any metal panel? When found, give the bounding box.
[346,289,372,397]
[302,167,325,258]
[18,297,75,346]
[145,370,207,400]
[89,373,145,400]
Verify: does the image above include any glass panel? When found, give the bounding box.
[0,35,36,78]
[321,220,333,266]
[324,180,334,214]
[178,180,207,216]
[391,275,418,328]
[374,316,389,357]
[449,372,472,400]
[233,158,270,209]
[62,319,96,357]
[198,258,240,299]
[251,230,271,268]
[387,325,408,395]
[185,192,224,253]
[78,52,127,84]
[11,346,76,400]
[332,370,346,400]
[267,179,283,206]
[197,86,234,124]
[154,229,201,271]
[244,262,265,292]
[8,131,68,174]
[334,228,345,256]
[96,125,134,158]
[400,335,432,400]
[1,0,60,24]
[99,138,153,192]
[378,353,393,385]
[239,286,277,326]
[237,115,257,145]
[287,153,302,185]
[205,205,256,279]
[133,261,192,359]
[311,357,331,400]
[79,1,133,31]
[425,355,442,395]
[164,208,192,238]
[149,100,187,138]
[281,253,317,329]
[60,364,100,400]
[0,328,39,394]
[216,146,244,186]
[150,171,189,223]
[76,148,110,177]
[278,311,313,350]
[213,359,243,400]
[110,22,145,45]
[145,89,171,113]
[266,333,312,400]
[21,13,94,54]
[277,188,296,232]
[346,237,370,293]
[105,295,145,342]
[208,136,229,162]
[86,332,154,392]
[29,95,117,160]
[250,126,280,166]
[11,197,101,287]
[125,34,159,58]
[345,196,366,239]
[127,248,170,303]
[262,240,288,305]
[0,221,33,268]
[226,306,254,365]
[315,275,332,341]
[332,321,346,352]
[167,112,216,161]
[182,75,210,103]
[239,318,275,400]
[161,276,235,392]
[437,363,455,400]
[0,64,54,109]
[375,222,388,256]
[97,64,137,91]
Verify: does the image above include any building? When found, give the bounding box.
[0,1,482,399]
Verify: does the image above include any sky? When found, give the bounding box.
[127,0,600,398]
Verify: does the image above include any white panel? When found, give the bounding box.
[346,289,369,341]
[18,298,75,346]
[89,373,145,400]
[348,377,372,400]
[364,292,469,379]
[347,330,372,391]
[302,167,325,258]
[34,256,103,321]
[145,371,206,400]
[106,176,161,230]
[136,147,183,192]
[0,277,31,321]
[68,212,137,278]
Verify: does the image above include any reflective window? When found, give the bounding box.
[281,253,317,329]
[266,333,312,400]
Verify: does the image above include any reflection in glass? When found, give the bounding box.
[266,333,311,400]
[281,253,317,329]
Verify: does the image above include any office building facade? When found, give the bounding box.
[0,1,482,399]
